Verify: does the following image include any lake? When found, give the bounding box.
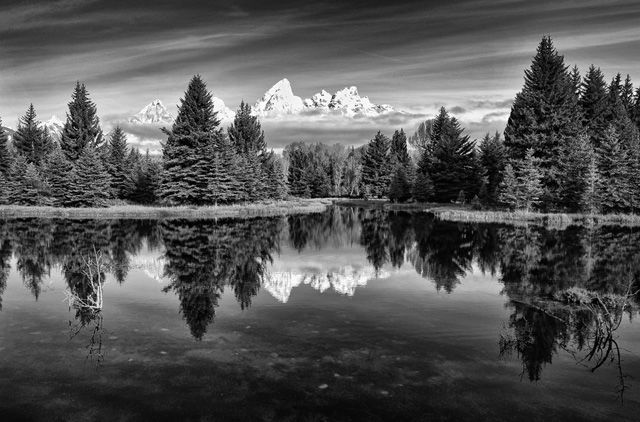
[0,206,638,421]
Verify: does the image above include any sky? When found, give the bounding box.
[1,0,640,151]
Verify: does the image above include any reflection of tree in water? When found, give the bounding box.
[161,217,283,340]
[287,206,360,252]
[359,208,389,273]
[499,287,637,400]
[0,224,12,311]
[13,219,54,300]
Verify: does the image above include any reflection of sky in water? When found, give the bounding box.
[0,212,638,420]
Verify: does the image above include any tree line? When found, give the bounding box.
[286,36,640,215]
[0,76,287,207]
[2,36,639,213]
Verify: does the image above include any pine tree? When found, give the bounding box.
[504,36,582,208]
[60,82,104,162]
[621,74,634,116]
[0,118,12,176]
[262,152,288,200]
[427,107,479,202]
[479,132,507,204]
[579,65,609,148]
[390,129,411,166]
[596,126,630,213]
[360,131,391,198]
[389,167,411,203]
[130,151,162,204]
[67,148,112,207]
[228,101,271,200]
[558,134,592,211]
[206,137,241,205]
[44,148,75,207]
[605,74,639,148]
[498,163,519,210]
[580,155,602,215]
[106,126,132,199]
[412,171,434,202]
[160,75,221,205]
[10,156,50,205]
[12,104,54,166]
[517,149,544,212]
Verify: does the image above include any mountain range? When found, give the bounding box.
[128,78,396,125]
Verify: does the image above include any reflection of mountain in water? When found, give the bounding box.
[130,254,167,283]
[263,265,390,303]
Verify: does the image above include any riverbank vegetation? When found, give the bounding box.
[1,36,639,216]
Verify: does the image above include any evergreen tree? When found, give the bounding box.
[558,134,592,211]
[504,36,582,208]
[60,82,103,162]
[517,149,544,212]
[390,129,411,166]
[206,137,241,204]
[632,87,640,132]
[44,148,75,207]
[10,156,50,205]
[427,107,479,202]
[498,164,519,210]
[596,126,631,213]
[389,167,412,203]
[262,152,288,200]
[130,151,162,204]
[579,65,609,148]
[479,132,507,204]
[360,131,391,198]
[12,104,54,166]
[0,118,12,176]
[580,155,602,215]
[160,75,221,205]
[106,126,132,199]
[412,171,434,202]
[621,74,634,115]
[286,143,310,197]
[228,101,266,156]
[67,148,112,207]
[604,74,639,148]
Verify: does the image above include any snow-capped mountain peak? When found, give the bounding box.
[42,115,64,142]
[325,86,394,117]
[129,99,174,124]
[212,97,236,123]
[253,78,304,115]
[303,89,332,108]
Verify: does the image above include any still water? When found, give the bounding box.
[0,206,638,421]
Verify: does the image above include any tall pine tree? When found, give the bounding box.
[504,36,582,208]
[106,126,132,199]
[60,82,103,162]
[12,104,54,166]
[360,131,391,198]
[0,118,12,176]
[160,75,222,205]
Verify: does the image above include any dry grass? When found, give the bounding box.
[0,198,333,220]
[334,199,640,227]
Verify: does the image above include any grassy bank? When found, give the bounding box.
[334,199,640,227]
[0,198,333,220]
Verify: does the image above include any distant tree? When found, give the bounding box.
[360,131,391,198]
[44,148,75,207]
[621,74,634,115]
[68,148,112,207]
[0,118,12,176]
[262,152,288,200]
[340,147,362,197]
[286,143,310,197]
[558,134,592,211]
[604,74,639,148]
[427,107,479,202]
[60,82,104,162]
[579,65,609,149]
[106,126,132,199]
[206,138,241,205]
[580,155,602,215]
[504,36,582,208]
[498,163,519,210]
[517,148,544,212]
[478,132,507,204]
[390,129,411,166]
[228,101,266,156]
[160,75,222,205]
[389,167,412,203]
[130,151,162,204]
[11,156,50,205]
[412,171,434,203]
[12,104,54,166]
[596,126,631,213]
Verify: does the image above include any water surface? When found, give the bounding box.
[0,207,638,421]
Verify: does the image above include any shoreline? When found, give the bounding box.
[333,199,640,227]
[0,198,333,220]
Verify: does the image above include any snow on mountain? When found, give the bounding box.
[303,89,332,109]
[254,79,395,117]
[253,78,304,116]
[129,99,174,124]
[212,97,236,123]
[42,115,64,142]
[263,265,390,303]
[130,254,167,283]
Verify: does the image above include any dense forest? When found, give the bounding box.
[1,36,639,213]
